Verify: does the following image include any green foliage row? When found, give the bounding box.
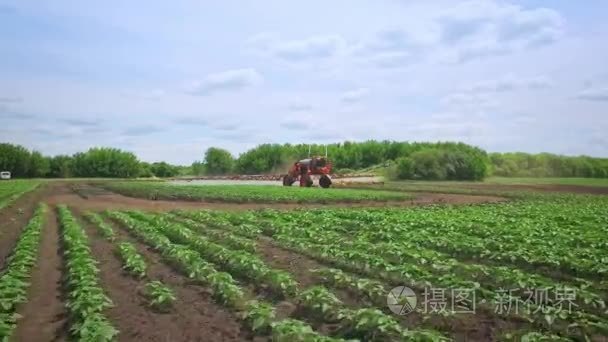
[389,147,487,180]
[107,211,348,341]
[131,211,449,341]
[4,140,608,179]
[0,180,40,209]
[102,182,411,203]
[57,205,118,341]
[116,242,147,278]
[142,281,175,311]
[0,203,46,339]
[198,141,490,180]
[125,211,299,298]
[84,212,116,241]
[490,152,608,178]
[0,143,182,178]
[165,213,256,252]
[188,201,608,340]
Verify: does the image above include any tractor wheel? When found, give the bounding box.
[283,175,295,186]
[319,175,332,188]
[301,174,313,187]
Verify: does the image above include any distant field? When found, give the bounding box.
[102,181,412,203]
[485,176,608,187]
[0,180,40,209]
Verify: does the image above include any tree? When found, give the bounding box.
[204,147,234,175]
[0,143,31,177]
[191,161,205,175]
[71,147,140,178]
[48,155,73,178]
[150,162,179,177]
[394,157,414,179]
[27,151,50,177]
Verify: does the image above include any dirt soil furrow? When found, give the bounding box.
[81,212,252,342]
[13,205,69,342]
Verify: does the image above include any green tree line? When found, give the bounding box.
[2,141,608,180]
[198,141,608,180]
[0,143,181,178]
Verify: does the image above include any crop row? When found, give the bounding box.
[57,205,118,341]
[306,197,608,279]
[169,211,574,341]
[268,219,608,338]
[0,180,40,209]
[123,211,451,341]
[85,211,116,241]
[102,181,411,203]
[179,208,607,340]
[164,213,256,252]
[0,203,46,338]
[258,209,606,314]
[106,211,350,341]
[124,211,299,297]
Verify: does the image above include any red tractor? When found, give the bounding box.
[283,156,332,188]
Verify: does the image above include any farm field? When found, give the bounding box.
[0,181,606,341]
[0,179,40,209]
[101,181,413,203]
[484,177,608,187]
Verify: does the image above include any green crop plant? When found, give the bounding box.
[125,212,299,299]
[297,286,343,319]
[270,319,354,342]
[243,300,276,333]
[164,213,257,252]
[106,211,247,309]
[85,211,115,241]
[312,268,387,306]
[143,281,175,312]
[58,205,118,341]
[102,181,411,203]
[0,203,46,339]
[116,242,147,278]
[0,180,40,210]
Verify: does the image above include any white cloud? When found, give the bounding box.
[440,92,498,109]
[121,89,165,100]
[288,101,313,112]
[341,88,370,103]
[280,117,312,130]
[0,96,23,103]
[186,68,263,96]
[577,87,608,102]
[354,1,565,68]
[466,75,552,92]
[249,34,346,62]
[437,2,564,63]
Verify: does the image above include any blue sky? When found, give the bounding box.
[1,0,607,164]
